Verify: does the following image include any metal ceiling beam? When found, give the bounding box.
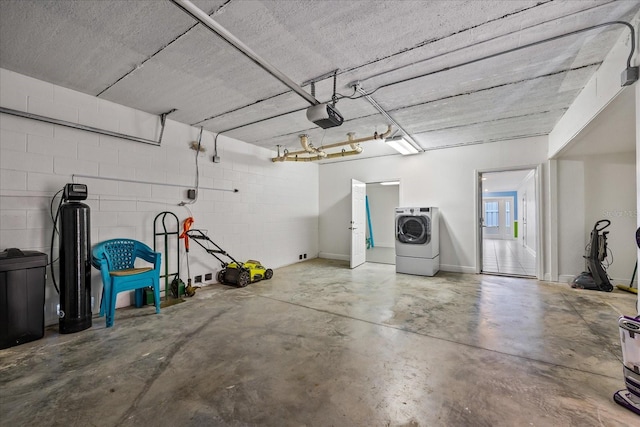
[353,83,423,152]
[169,0,320,107]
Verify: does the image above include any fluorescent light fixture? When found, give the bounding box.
[380,181,400,186]
[385,136,419,155]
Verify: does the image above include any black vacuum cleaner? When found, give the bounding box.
[572,219,613,292]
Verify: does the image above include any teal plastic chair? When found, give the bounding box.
[91,239,161,327]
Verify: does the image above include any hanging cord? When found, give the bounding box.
[332,70,338,106]
[48,187,65,294]
[340,21,637,100]
[604,245,614,269]
[179,127,204,206]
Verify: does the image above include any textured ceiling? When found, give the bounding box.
[1,0,638,161]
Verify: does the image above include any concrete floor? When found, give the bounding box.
[1,258,638,426]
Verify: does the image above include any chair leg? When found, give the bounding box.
[153,280,161,314]
[99,284,108,317]
[106,287,117,328]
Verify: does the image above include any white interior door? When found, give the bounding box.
[350,179,366,269]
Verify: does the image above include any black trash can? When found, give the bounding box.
[0,248,47,349]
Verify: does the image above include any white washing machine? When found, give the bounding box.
[395,207,439,276]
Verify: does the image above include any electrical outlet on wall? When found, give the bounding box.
[205,273,212,281]
[194,275,202,283]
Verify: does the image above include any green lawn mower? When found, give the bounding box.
[185,229,273,287]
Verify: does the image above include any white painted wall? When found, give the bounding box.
[554,85,637,285]
[585,153,637,285]
[557,159,586,283]
[557,153,636,284]
[365,184,398,248]
[319,136,549,273]
[549,17,638,157]
[0,68,319,326]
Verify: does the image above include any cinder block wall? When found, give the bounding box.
[0,68,319,326]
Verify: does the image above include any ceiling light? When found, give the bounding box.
[481,177,487,181]
[380,181,400,186]
[385,137,419,155]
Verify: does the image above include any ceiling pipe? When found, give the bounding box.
[318,125,391,151]
[299,134,327,158]
[169,0,320,107]
[0,106,176,146]
[271,126,392,162]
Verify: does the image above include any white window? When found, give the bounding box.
[485,201,498,227]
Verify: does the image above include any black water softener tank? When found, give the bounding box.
[59,183,92,333]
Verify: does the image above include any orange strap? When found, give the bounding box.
[179,217,195,250]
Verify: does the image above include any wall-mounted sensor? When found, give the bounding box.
[621,66,639,86]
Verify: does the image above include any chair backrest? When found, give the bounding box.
[93,239,146,271]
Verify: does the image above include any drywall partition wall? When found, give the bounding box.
[319,136,548,274]
[554,84,637,285]
[0,68,319,326]
[548,17,639,158]
[556,159,586,284]
[584,152,637,284]
[557,154,637,284]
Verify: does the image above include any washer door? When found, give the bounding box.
[397,215,431,245]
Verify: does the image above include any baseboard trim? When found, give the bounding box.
[440,264,476,274]
[559,274,575,284]
[319,252,349,261]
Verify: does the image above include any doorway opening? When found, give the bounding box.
[349,179,400,269]
[365,181,399,265]
[478,168,541,278]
